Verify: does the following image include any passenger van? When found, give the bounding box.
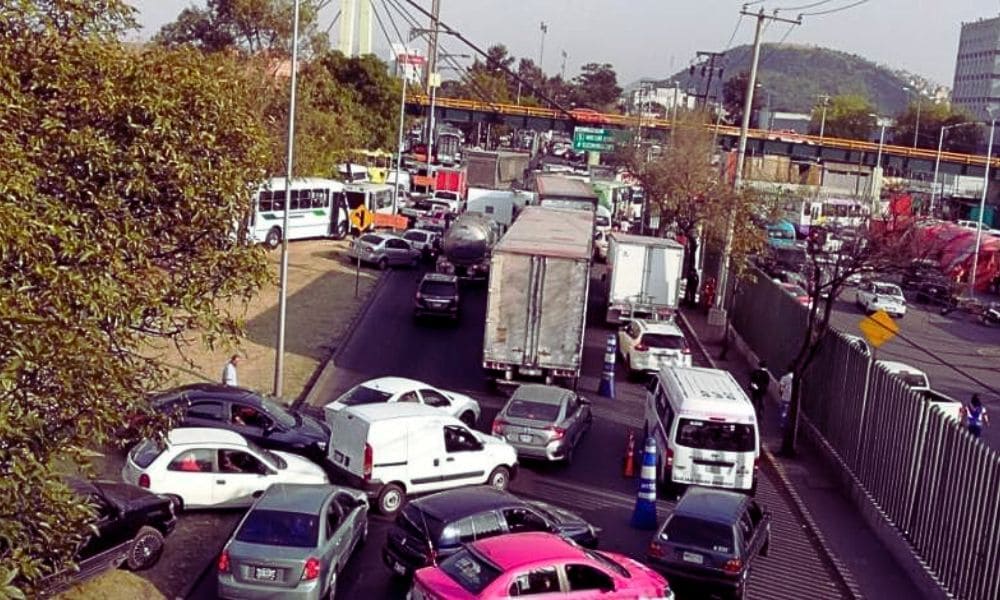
[324,403,518,516]
[642,366,759,495]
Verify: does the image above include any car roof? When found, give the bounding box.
[345,402,447,421]
[166,427,248,447]
[673,487,749,524]
[153,383,261,404]
[254,483,337,513]
[412,487,521,521]
[510,384,572,405]
[421,273,458,284]
[471,532,586,569]
[871,281,902,290]
[358,376,428,393]
[405,228,438,236]
[635,319,684,336]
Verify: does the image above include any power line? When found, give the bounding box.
[368,0,394,54]
[800,0,869,17]
[774,0,832,11]
[378,0,406,48]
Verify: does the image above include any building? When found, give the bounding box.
[952,15,1000,121]
[629,85,696,117]
[389,43,425,84]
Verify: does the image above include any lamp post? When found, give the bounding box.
[913,98,922,149]
[817,94,830,140]
[931,122,969,217]
[970,114,996,298]
[538,21,547,68]
[869,115,890,214]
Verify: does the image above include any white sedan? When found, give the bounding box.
[325,376,481,427]
[121,428,327,510]
[855,281,907,318]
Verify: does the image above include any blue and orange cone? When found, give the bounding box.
[630,436,658,529]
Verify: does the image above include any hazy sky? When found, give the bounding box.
[128,0,1000,87]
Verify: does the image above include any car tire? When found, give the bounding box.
[624,356,637,381]
[733,578,747,600]
[324,573,337,600]
[125,526,165,571]
[377,483,405,516]
[265,227,282,249]
[166,494,184,512]
[487,466,511,491]
[378,257,389,271]
[563,443,575,466]
[460,411,477,428]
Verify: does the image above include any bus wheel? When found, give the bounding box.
[333,220,349,240]
[265,227,282,249]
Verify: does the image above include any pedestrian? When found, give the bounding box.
[749,360,770,418]
[685,270,700,308]
[779,370,794,429]
[961,394,990,439]
[221,354,240,387]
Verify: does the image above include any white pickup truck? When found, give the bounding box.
[856,281,907,318]
[877,360,962,422]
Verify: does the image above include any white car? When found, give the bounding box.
[401,228,440,255]
[855,281,907,318]
[326,376,481,427]
[121,428,327,510]
[876,360,930,389]
[618,319,692,378]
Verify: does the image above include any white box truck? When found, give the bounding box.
[483,206,594,387]
[605,233,685,324]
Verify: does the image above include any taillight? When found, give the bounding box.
[682,346,691,355]
[754,456,760,473]
[302,557,321,581]
[665,448,674,468]
[138,473,150,488]
[217,549,230,573]
[363,443,373,481]
[492,419,508,435]
[647,541,665,558]
[723,558,742,574]
[548,426,566,440]
[634,343,648,352]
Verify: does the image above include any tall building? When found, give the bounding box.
[953,15,1000,121]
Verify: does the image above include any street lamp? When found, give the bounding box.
[816,94,830,140]
[970,111,996,298]
[869,114,890,214]
[903,87,923,149]
[931,122,973,217]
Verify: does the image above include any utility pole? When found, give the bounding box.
[560,50,567,79]
[712,8,800,321]
[424,0,441,176]
[695,50,725,107]
[817,94,830,139]
[539,22,548,69]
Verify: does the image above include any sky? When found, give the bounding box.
[127,0,1000,88]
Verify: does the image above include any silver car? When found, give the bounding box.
[217,483,368,600]
[347,233,420,270]
[491,385,593,463]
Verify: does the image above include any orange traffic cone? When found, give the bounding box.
[623,429,637,478]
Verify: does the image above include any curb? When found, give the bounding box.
[676,312,864,600]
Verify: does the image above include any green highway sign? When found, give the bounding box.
[572,127,614,152]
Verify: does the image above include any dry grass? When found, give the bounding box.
[56,570,165,600]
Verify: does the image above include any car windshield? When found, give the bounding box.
[506,399,561,422]
[398,504,444,543]
[874,284,902,297]
[245,439,286,469]
[595,215,611,227]
[130,439,164,468]
[235,509,318,548]
[439,548,502,594]
[675,419,756,452]
[420,281,457,296]
[359,234,383,245]
[641,333,686,349]
[259,397,297,428]
[661,515,734,554]
[339,385,393,406]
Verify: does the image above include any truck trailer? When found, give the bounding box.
[605,233,685,324]
[483,206,594,386]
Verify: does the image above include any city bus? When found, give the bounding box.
[250,177,349,248]
[780,197,869,236]
[343,182,395,217]
[532,173,599,212]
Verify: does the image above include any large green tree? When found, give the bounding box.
[570,62,621,110]
[0,2,271,595]
[808,93,875,140]
[891,100,981,152]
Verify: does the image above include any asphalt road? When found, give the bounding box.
[829,284,1000,449]
[188,263,851,599]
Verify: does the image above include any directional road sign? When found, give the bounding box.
[858,310,899,348]
[573,126,614,152]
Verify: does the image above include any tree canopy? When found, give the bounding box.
[809,94,875,140]
[0,2,272,595]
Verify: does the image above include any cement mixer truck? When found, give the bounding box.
[436,212,501,280]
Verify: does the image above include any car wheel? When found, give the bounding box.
[487,466,511,490]
[732,578,747,600]
[459,411,477,428]
[125,526,165,571]
[359,519,369,546]
[377,483,405,516]
[166,494,184,512]
[624,356,637,381]
[378,257,389,271]
[324,573,337,600]
[563,443,575,466]
[265,227,282,249]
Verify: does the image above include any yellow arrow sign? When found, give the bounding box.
[350,206,373,232]
[858,310,899,348]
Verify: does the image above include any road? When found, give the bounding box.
[829,285,1000,449]
[188,263,852,599]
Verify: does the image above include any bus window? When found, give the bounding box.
[272,196,285,211]
[258,192,273,212]
[345,191,366,211]
[375,190,392,210]
[288,191,300,211]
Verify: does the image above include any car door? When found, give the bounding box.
[165,448,217,507]
[562,395,585,446]
[563,563,618,596]
[746,500,771,557]
[438,425,488,487]
[227,403,273,447]
[619,322,638,360]
[418,388,453,414]
[214,449,273,507]
[323,497,346,576]
[505,566,564,597]
[75,490,130,564]
[386,238,410,265]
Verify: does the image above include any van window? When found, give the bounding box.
[675,419,755,452]
[444,426,480,453]
[661,515,734,554]
[339,384,392,406]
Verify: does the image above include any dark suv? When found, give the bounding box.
[902,259,954,305]
[413,273,460,321]
[646,487,770,600]
[382,486,598,577]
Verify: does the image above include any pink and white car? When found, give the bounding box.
[410,532,673,599]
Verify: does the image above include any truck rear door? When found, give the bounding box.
[328,411,369,479]
[534,256,589,372]
[484,252,531,366]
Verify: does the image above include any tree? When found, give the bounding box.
[570,62,621,109]
[891,102,981,152]
[809,94,875,140]
[0,3,272,595]
[721,71,764,127]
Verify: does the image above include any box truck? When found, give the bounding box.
[605,233,685,324]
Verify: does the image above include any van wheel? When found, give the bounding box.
[459,411,477,428]
[265,227,282,249]
[125,526,165,570]
[487,466,511,490]
[377,483,405,515]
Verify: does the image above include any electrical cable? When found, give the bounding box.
[724,14,745,52]
[324,9,341,36]
[773,0,831,11]
[800,0,868,17]
[368,0,394,56]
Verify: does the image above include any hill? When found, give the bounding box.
[629,44,940,115]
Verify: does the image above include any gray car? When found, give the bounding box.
[347,233,420,270]
[491,384,592,463]
[217,483,368,600]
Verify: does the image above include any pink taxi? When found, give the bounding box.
[410,532,673,599]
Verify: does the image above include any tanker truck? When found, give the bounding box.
[436,212,501,280]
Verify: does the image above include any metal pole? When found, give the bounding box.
[516,80,522,105]
[930,125,946,217]
[393,74,408,213]
[539,21,547,68]
[970,117,995,298]
[273,0,302,397]
[854,347,875,464]
[818,95,828,140]
[425,0,440,178]
[913,98,921,149]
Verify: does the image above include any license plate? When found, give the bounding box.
[682,552,703,564]
[393,561,407,576]
[521,367,542,376]
[254,566,277,580]
[519,434,533,443]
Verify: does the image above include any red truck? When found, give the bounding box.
[434,167,468,200]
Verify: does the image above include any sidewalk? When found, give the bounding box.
[678,307,922,600]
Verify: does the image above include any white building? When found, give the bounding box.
[952,14,1000,121]
[389,43,425,84]
[631,86,697,116]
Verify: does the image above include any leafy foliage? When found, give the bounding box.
[0,2,271,595]
[889,101,981,152]
[809,94,875,140]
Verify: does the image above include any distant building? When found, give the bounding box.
[390,43,425,84]
[757,110,811,133]
[952,15,1000,121]
[629,86,696,117]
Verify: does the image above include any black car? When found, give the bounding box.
[647,487,770,600]
[901,259,955,304]
[150,383,329,459]
[382,486,599,577]
[413,273,460,321]
[51,479,177,591]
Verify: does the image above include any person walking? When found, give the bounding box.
[749,360,770,418]
[779,370,794,429]
[221,354,240,387]
[961,394,990,439]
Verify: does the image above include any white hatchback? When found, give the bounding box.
[121,428,327,510]
[326,376,481,428]
[855,281,907,318]
[618,319,692,379]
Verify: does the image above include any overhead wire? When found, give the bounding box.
[773,0,832,11]
[800,0,869,17]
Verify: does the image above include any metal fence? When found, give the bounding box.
[732,273,1000,600]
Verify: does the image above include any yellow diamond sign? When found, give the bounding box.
[858,310,899,348]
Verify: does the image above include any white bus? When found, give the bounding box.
[250,177,350,248]
[780,197,868,236]
[343,182,395,216]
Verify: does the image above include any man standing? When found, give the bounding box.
[221,354,240,387]
[749,360,770,418]
[962,394,990,439]
[779,370,794,429]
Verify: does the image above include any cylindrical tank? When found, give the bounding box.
[442,213,499,266]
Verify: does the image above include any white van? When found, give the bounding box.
[642,366,759,495]
[324,403,518,515]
